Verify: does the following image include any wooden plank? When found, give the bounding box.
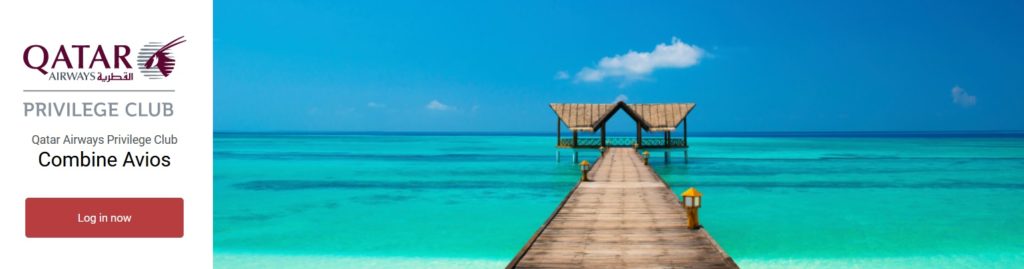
[508,148,737,269]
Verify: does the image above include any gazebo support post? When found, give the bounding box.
[600,125,606,147]
[636,123,642,148]
[556,118,561,146]
[572,130,578,147]
[683,118,688,148]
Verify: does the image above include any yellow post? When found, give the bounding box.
[687,207,699,229]
[642,151,650,165]
[599,146,605,156]
[579,160,591,181]
[681,187,702,229]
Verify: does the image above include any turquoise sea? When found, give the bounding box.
[214,133,1024,268]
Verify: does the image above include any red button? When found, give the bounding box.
[25,198,183,238]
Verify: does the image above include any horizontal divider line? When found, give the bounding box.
[23,89,175,93]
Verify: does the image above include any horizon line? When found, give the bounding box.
[213,130,1024,138]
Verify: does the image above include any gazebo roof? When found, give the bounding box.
[549,103,618,132]
[550,101,695,132]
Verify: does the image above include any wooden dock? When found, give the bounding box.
[508,148,737,268]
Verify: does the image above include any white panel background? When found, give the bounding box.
[0,1,212,268]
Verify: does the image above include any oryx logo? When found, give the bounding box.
[137,36,187,79]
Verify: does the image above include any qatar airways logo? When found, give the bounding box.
[22,36,187,82]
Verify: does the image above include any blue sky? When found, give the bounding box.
[214,0,1024,133]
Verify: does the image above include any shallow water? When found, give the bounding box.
[214,134,1024,268]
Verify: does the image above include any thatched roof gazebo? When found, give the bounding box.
[550,101,695,149]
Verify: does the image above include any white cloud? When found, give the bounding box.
[613,94,628,103]
[951,86,976,107]
[554,71,570,80]
[367,102,386,108]
[575,37,703,83]
[426,100,455,111]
